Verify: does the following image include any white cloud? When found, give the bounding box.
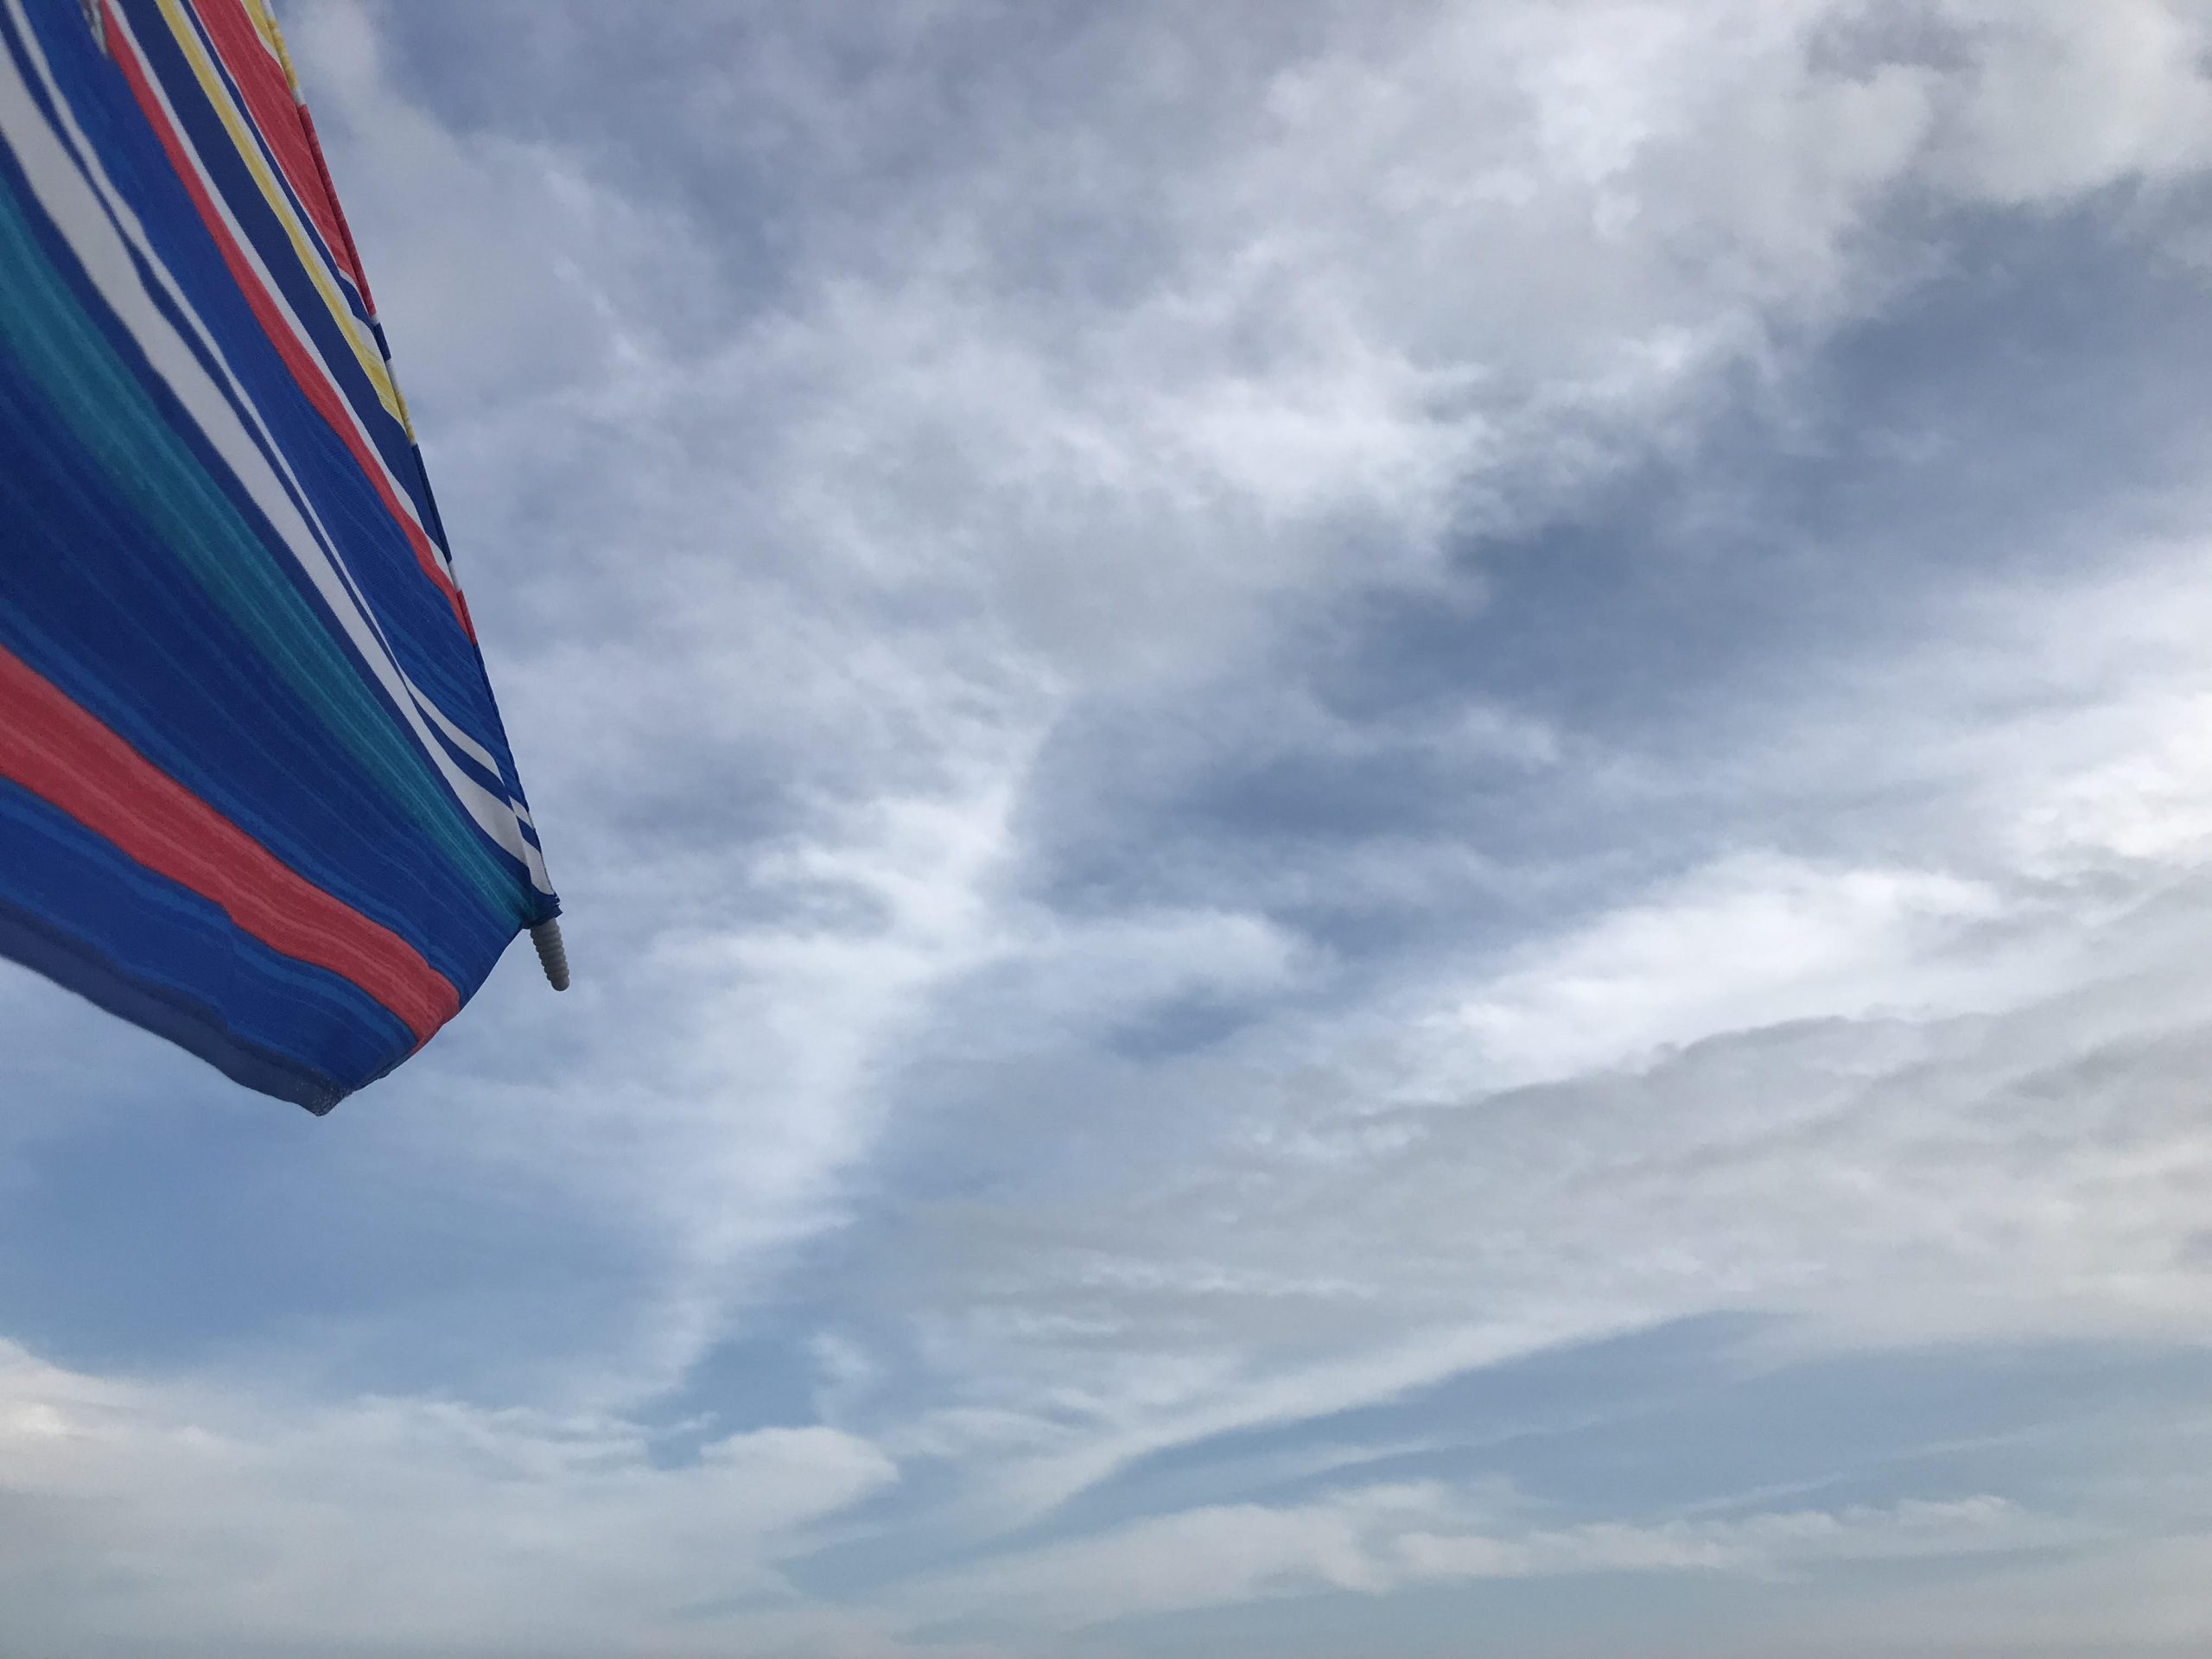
[1925,0,2212,205]
[1437,854,2005,1089]
[856,528,2212,1524]
[0,1340,895,1655]
[896,1481,2050,1635]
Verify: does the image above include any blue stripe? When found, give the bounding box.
[0,779,416,1110]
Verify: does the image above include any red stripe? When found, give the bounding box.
[0,645,461,1045]
[106,13,474,639]
[190,0,362,293]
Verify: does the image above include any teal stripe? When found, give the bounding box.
[0,175,526,925]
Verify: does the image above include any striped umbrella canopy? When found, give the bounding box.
[0,0,564,1114]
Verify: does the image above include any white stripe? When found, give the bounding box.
[105,3,452,582]
[0,11,551,894]
[416,681,505,779]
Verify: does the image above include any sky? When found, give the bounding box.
[5,0,2212,1652]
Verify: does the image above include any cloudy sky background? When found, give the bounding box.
[7,0,2212,1651]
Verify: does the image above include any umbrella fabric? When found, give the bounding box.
[0,0,557,1112]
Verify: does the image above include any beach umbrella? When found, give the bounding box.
[0,0,566,1113]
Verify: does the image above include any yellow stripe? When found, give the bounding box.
[238,0,290,81]
[151,0,405,426]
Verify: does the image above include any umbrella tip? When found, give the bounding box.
[530,919,570,991]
